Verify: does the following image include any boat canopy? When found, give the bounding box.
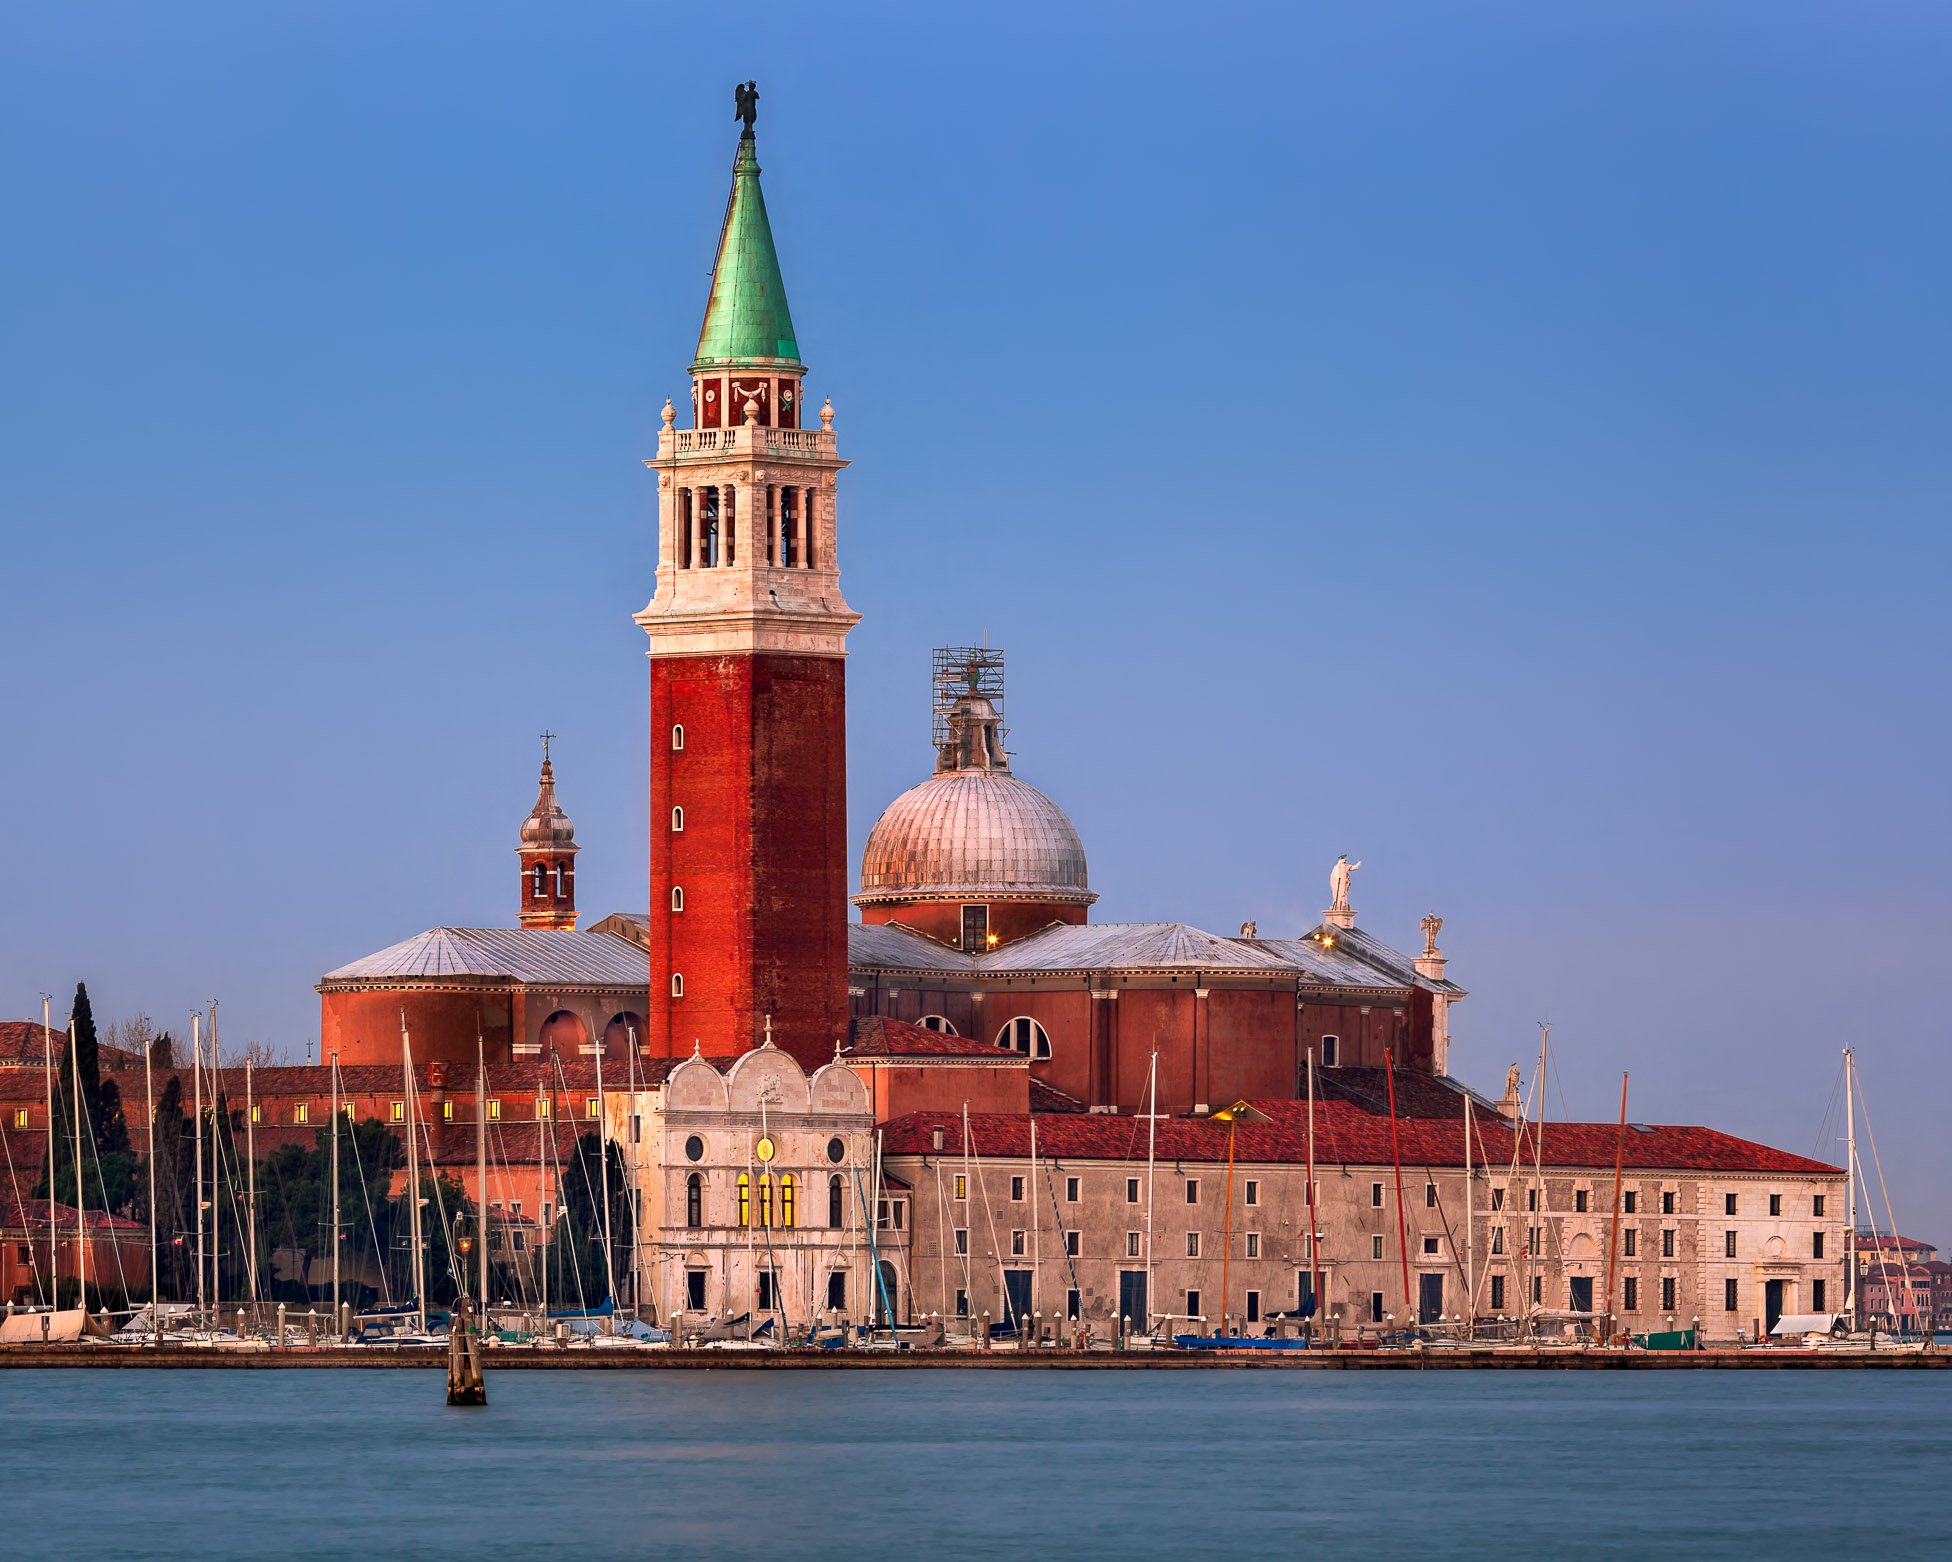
[1770,1313,1845,1337]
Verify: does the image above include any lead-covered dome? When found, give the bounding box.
[857,770,1092,905]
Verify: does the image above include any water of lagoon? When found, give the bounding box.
[7,1367,1949,1559]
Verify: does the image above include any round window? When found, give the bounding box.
[826,1136,845,1164]
[684,1134,704,1162]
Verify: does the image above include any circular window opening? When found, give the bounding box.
[684,1134,705,1162]
[826,1136,845,1164]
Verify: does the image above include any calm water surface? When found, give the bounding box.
[7,1368,1949,1559]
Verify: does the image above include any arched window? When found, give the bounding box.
[996,1016,1052,1060]
[780,1174,796,1229]
[670,806,684,831]
[671,724,685,751]
[1320,1034,1339,1068]
[552,864,565,898]
[918,1015,958,1036]
[670,885,684,912]
[828,1173,844,1228]
[670,973,684,998]
[685,1172,703,1228]
[532,864,545,896]
[758,1175,773,1230]
[737,1172,750,1228]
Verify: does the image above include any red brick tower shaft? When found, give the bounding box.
[636,118,858,1071]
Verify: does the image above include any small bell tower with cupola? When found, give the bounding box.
[517,734,579,931]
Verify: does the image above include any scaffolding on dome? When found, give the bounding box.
[931,645,1006,751]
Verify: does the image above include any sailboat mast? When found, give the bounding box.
[1461,1088,1472,1341]
[1844,1048,1856,1326]
[70,1015,86,1313]
[246,1055,258,1307]
[208,1002,219,1315]
[145,1034,158,1330]
[624,1028,641,1313]
[1028,1116,1039,1332]
[477,1039,488,1312]
[42,996,57,1306]
[1144,1050,1158,1334]
[1306,1047,1320,1334]
[329,1052,340,1323]
[401,1012,423,1332]
[595,1027,613,1306]
[192,1012,205,1326]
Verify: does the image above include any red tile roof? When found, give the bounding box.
[2,1198,144,1232]
[880,1097,1841,1176]
[0,1020,143,1073]
[844,1016,1023,1062]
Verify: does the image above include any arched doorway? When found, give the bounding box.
[874,1260,899,1326]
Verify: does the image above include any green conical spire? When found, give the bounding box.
[693,135,801,370]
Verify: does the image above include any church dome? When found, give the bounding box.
[519,754,578,851]
[857,770,1092,905]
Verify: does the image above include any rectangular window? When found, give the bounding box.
[1320,1036,1338,1067]
[1067,1288,1081,1320]
[630,1114,642,1145]
[1624,1277,1639,1311]
[954,1173,967,1201]
[1065,1176,1080,1203]
[293,1103,308,1124]
[1490,1275,1505,1311]
[586,1098,600,1119]
[390,1101,404,1122]
[1725,1230,1737,1259]
[1527,1188,1539,1212]
[1125,1177,1140,1204]
[1624,1229,1636,1257]
[250,1104,261,1124]
[1662,1228,1675,1258]
[1370,1292,1385,1324]
[1528,1226,1542,1256]
[1532,1276,1543,1305]
[488,1099,501,1120]
[1769,1193,1782,1217]
[535,1098,551,1119]
[442,1101,453,1121]
[954,1228,968,1256]
[955,1288,969,1318]
[1010,1175,1025,1202]
[1245,1232,1260,1259]
[1662,1277,1677,1312]
[1066,1230,1080,1257]
[1186,1232,1200,1258]
[1813,1278,1827,1312]
[1490,1186,1506,1211]
[1246,1291,1261,1323]
[1662,1191,1676,1215]
[1813,1195,1825,1217]
[1188,1289,1203,1320]
[757,1272,776,1310]
[1725,1192,1738,1216]
[1426,1182,1437,1209]
[10,1108,24,1129]
[1624,1191,1637,1214]
[1813,1231,1825,1259]
[1371,1182,1384,1208]
[1724,1277,1739,1312]
[1490,1227,1505,1255]
[1422,1236,1440,1257]
[1372,1234,1385,1260]
[1011,1230,1026,1257]
[1244,1180,1259,1207]
[1575,1189,1589,1213]
[341,1102,353,1120]
[1185,1178,1199,1205]
[1126,1231,1140,1258]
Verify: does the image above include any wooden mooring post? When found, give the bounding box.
[447,1297,486,1406]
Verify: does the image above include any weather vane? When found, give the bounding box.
[541,730,555,763]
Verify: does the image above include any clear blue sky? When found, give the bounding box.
[5,5,1947,1234]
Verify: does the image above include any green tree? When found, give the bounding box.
[35,982,138,1213]
[545,1132,636,1311]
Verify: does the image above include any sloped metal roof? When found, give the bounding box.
[320,927,649,988]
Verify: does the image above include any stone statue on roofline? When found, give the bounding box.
[735,81,759,135]
[1420,913,1443,957]
[1329,854,1361,913]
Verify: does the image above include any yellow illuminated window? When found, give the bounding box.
[390,1101,404,1122]
[758,1175,773,1229]
[780,1174,796,1229]
[341,1102,353,1120]
[535,1098,551,1119]
[442,1101,453,1120]
[293,1103,309,1124]
[953,1173,967,1201]
[488,1099,501,1120]
[737,1172,750,1228]
[586,1098,599,1119]
[12,1108,27,1128]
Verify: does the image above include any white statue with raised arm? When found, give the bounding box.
[1329,854,1361,912]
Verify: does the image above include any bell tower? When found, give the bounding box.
[518,735,578,931]
[635,97,858,1070]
